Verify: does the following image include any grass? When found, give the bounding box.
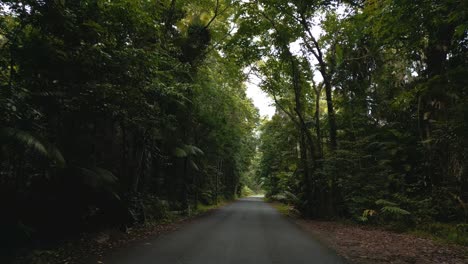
[267,200,300,218]
[265,198,468,247]
[195,200,229,215]
[410,222,468,246]
[271,202,292,216]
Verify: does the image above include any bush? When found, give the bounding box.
[142,195,171,222]
[416,222,468,246]
[241,186,255,197]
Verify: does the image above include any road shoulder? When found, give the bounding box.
[11,201,230,264]
[268,202,468,264]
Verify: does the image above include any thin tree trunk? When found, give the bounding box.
[299,13,338,150]
[299,132,313,216]
[289,53,316,216]
[260,10,317,215]
[323,78,337,150]
[314,84,323,158]
[132,145,145,193]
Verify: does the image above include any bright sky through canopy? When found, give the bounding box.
[245,75,275,119]
[244,39,321,120]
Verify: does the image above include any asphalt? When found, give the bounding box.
[101,197,345,264]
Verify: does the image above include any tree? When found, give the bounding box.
[0,0,258,250]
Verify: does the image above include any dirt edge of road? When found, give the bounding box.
[268,202,468,264]
[10,201,232,264]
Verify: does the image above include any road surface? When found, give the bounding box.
[102,197,345,264]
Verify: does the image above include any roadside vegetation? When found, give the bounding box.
[1,0,257,262]
[243,0,468,248]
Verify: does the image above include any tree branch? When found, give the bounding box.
[204,0,220,29]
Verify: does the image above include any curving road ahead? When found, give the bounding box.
[102,197,345,264]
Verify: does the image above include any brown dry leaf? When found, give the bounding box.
[296,220,468,264]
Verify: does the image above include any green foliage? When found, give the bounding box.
[0,0,258,252]
[414,223,468,246]
[142,195,171,222]
[0,128,65,167]
[240,185,255,197]
[381,206,410,217]
[269,201,300,218]
[376,199,411,219]
[236,0,467,244]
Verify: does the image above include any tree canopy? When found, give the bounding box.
[240,0,467,234]
[0,0,258,249]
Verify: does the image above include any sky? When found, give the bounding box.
[244,28,323,120]
[245,73,276,119]
[242,5,349,120]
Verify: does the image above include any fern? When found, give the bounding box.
[77,166,120,200]
[283,190,299,204]
[381,206,410,216]
[375,199,410,219]
[189,160,200,171]
[172,145,204,158]
[172,147,187,157]
[185,145,204,156]
[375,199,398,207]
[0,127,65,167]
[77,167,118,187]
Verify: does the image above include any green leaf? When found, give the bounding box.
[381,206,410,216]
[375,199,398,207]
[335,44,343,65]
[184,144,204,156]
[189,160,200,171]
[77,167,118,187]
[173,147,188,158]
[0,128,65,167]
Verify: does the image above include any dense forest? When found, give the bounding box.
[0,0,467,259]
[245,0,467,243]
[0,0,259,252]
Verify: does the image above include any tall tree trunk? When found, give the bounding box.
[261,11,318,215]
[132,144,145,193]
[314,84,323,158]
[299,13,338,150]
[299,132,313,216]
[182,157,190,215]
[289,54,316,216]
[322,78,337,150]
[422,22,455,189]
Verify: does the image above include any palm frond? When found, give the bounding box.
[0,127,65,167]
[77,166,118,188]
[375,199,398,207]
[172,147,187,157]
[381,206,410,216]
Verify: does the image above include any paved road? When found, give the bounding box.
[102,197,345,264]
